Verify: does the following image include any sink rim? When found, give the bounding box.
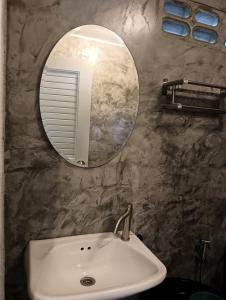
[26,231,167,300]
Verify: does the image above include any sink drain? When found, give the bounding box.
[80,276,96,287]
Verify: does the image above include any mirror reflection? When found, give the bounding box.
[40,25,139,167]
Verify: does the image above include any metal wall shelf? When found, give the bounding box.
[161,79,226,114]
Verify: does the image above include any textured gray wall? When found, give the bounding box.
[0,1,6,299]
[5,0,226,299]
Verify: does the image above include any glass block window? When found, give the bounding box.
[195,10,219,27]
[164,1,190,19]
[192,27,217,44]
[162,18,190,37]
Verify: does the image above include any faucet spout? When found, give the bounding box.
[114,204,132,241]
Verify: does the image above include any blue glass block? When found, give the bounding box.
[195,10,219,27]
[192,27,217,44]
[162,19,189,37]
[164,1,190,19]
[224,40,226,47]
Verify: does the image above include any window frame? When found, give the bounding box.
[164,1,191,19]
[192,26,218,44]
[162,17,191,38]
[194,9,219,28]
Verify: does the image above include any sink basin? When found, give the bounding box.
[25,232,166,300]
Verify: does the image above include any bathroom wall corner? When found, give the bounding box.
[0,0,6,299]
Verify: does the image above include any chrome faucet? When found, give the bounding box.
[113,204,132,241]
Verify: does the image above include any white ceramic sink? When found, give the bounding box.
[25,232,166,300]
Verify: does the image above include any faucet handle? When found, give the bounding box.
[200,239,211,245]
[127,204,132,211]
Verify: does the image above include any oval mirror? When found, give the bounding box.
[40,25,139,167]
